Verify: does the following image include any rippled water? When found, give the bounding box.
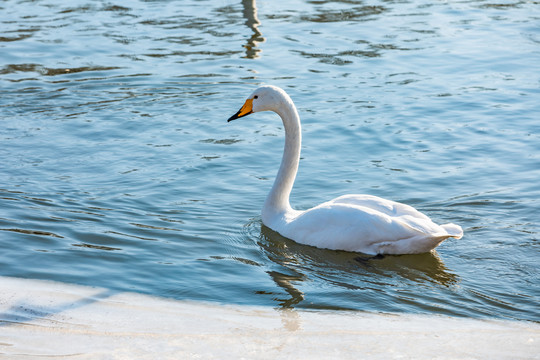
[1,0,539,322]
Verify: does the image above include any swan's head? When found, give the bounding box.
[227,85,292,122]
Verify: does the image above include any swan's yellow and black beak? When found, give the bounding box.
[227,98,253,122]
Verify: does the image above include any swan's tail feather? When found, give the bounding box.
[441,223,463,239]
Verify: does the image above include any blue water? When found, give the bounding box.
[1,0,539,322]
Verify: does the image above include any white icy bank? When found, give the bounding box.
[0,276,538,359]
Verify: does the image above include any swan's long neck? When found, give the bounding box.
[262,98,301,224]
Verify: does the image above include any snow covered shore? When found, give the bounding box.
[1,276,538,359]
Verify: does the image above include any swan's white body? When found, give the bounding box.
[228,85,463,255]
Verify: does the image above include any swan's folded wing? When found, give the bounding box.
[330,194,431,220]
[329,194,460,237]
[281,200,460,255]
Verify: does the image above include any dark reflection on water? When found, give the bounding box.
[258,224,459,311]
[299,4,387,23]
[266,270,306,308]
[0,64,122,77]
[241,0,265,58]
[0,0,539,322]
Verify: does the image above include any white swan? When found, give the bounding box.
[228,85,463,255]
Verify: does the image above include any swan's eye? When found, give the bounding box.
[253,95,258,99]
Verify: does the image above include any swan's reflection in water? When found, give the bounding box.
[241,0,265,58]
[267,270,305,308]
[257,224,459,310]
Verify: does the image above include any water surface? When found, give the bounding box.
[1,0,539,322]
